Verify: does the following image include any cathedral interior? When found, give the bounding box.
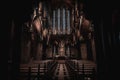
[8,0,120,80]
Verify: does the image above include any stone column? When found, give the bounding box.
[81,43,87,60]
[76,40,81,59]
[69,45,72,58]
[86,38,93,60]
[52,45,54,58]
[91,38,96,62]
[36,43,42,60]
[21,40,31,63]
[42,38,47,60]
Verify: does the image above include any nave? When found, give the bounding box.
[8,0,120,80]
[19,59,96,80]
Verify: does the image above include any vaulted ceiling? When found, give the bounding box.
[51,0,74,8]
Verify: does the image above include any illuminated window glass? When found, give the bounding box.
[67,10,70,34]
[58,9,60,33]
[52,8,70,34]
[53,10,55,33]
[63,8,66,34]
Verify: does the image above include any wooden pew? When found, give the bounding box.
[19,60,58,80]
[65,60,96,80]
[65,60,78,80]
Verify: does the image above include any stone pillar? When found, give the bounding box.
[52,45,54,58]
[30,41,35,61]
[21,40,31,63]
[54,45,56,56]
[81,43,87,60]
[67,46,70,57]
[42,38,47,60]
[9,20,14,61]
[56,44,58,55]
[36,43,42,60]
[91,39,96,62]
[65,45,67,55]
[69,45,72,58]
[76,40,81,59]
[86,38,93,60]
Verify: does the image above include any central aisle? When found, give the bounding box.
[53,61,69,80]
